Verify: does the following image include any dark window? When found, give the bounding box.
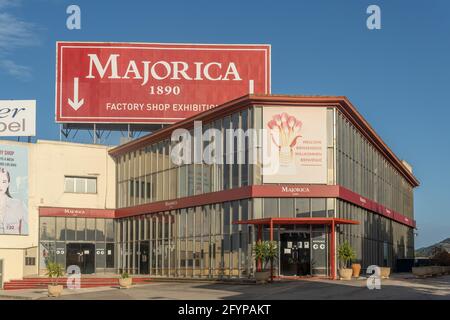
[25,257,36,266]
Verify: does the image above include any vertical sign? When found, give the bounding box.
[0,145,28,235]
[262,107,327,184]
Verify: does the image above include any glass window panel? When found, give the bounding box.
[56,217,65,241]
[96,219,106,241]
[187,209,194,237]
[327,198,335,217]
[105,219,114,242]
[86,218,96,241]
[76,218,86,241]
[86,178,97,193]
[280,198,295,218]
[263,198,278,218]
[180,209,187,238]
[66,218,76,241]
[75,178,85,193]
[223,202,231,235]
[311,198,327,217]
[295,198,310,218]
[40,217,55,241]
[64,177,74,192]
[232,201,239,233]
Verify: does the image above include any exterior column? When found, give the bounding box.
[270,219,274,282]
[330,220,336,280]
[257,224,262,272]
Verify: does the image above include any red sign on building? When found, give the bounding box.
[55,42,271,124]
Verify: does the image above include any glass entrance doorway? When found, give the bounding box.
[66,243,95,274]
[280,232,311,276]
[138,242,150,274]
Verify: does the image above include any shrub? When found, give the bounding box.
[46,261,65,286]
[253,240,278,271]
[338,241,356,268]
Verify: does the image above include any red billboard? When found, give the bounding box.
[55,42,270,123]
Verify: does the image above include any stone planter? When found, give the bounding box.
[48,284,63,297]
[255,271,271,284]
[440,266,447,275]
[380,267,391,279]
[339,268,353,280]
[119,277,133,288]
[431,266,441,276]
[423,266,433,276]
[351,263,361,278]
[412,267,429,277]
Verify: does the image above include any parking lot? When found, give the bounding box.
[1,274,448,300]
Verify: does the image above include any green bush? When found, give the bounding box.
[337,241,356,268]
[46,262,64,286]
[253,240,278,271]
[120,272,130,279]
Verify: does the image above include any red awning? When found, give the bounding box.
[233,217,359,225]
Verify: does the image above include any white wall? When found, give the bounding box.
[0,140,116,284]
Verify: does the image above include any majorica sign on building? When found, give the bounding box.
[55,42,271,124]
[0,100,36,137]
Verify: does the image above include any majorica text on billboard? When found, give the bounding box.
[56,42,271,124]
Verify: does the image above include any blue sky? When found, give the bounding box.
[0,0,448,248]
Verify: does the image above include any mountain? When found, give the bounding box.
[415,238,450,257]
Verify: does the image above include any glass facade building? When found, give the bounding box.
[108,96,419,279]
[34,95,417,279]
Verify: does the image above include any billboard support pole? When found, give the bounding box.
[93,123,97,144]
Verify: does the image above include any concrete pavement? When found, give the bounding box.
[1,274,449,300]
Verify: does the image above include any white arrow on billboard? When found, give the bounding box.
[68,77,85,111]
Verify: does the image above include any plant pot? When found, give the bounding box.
[119,277,133,288]
[431,266,440,276]
[254,271,270,284]
[48,284,63,297]
[351,263,361,278]
[424,266,433,276]
[339,268,353,280]
[380,267,391,279]
[412,267,428,277]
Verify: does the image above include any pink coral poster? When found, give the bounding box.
[262,107,327,184]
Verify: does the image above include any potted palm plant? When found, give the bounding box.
[119,272,132,288]
[46,261,64,297]
[337,241,355,280]
[253,241,277,284]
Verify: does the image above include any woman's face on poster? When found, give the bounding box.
[0,169,10,195]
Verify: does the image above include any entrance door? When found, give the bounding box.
[280,232,311,276]
[66,243,95,274]
[139,242,150,274]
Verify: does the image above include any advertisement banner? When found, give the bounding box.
[0,100,36,137]
[55,42,271,123]
[0,145,28,235]
[262,107,327,184]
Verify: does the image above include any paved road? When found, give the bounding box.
[33,275,450,300]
